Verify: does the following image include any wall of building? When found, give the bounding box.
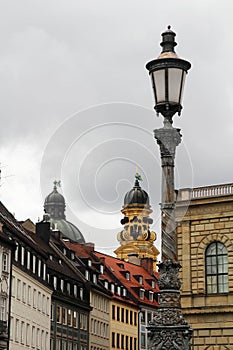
[0,239,13,350]
[9,265,52,350]
[51,298,89,350]
[176,185,233,349]
[89,290,110,350]
[139,307,157,350]
[110,300,138,350]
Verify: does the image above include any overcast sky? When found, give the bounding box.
[1,1,233,255]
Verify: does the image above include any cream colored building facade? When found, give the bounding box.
[89,290,110,350]
[10,265,52,350]
[176,184,233,350]
[110,299,138,350]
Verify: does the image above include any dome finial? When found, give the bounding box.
[135,170,142,187]
[123,172,149,207]
[53,180,61,191]
[160,25,177,54]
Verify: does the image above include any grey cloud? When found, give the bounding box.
[0,0,233,252]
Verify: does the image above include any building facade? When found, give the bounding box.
[0,221,15,350]
[96,252,159,350]
[34,222,91,350]
[0,202,52,350]
[89,289,110,350]
[176,183,233,349]
[64,242,111,350]
[10,265,51,350]
[0,209,53,350]
[0,198,91,350]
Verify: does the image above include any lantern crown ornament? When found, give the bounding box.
[146,26,191,123]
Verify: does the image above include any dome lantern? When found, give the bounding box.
[123,173,149,207]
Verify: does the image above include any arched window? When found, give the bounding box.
[206,242,228,294]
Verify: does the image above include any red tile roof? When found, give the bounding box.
[65,241,158,306]
[95,252,159,307]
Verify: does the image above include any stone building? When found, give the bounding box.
[176,183,233,349]
[0,202,53,350]
[0,209,15,350]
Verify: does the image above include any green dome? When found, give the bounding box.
[49,218,84,243]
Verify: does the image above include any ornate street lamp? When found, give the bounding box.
[146,27,193,349]
[146,25,191,123]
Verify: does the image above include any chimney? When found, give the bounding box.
[99,257,105,264]
[84,242,95,252]
[140,257,154,274]
[36,221,50,244]
[127,253,140,266]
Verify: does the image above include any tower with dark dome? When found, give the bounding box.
[44,181,85,243]
[114,174,159,267]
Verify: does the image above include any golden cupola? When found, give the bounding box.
[114,174,159,267]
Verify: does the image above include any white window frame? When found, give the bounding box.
[139,288,145,300]
[27,251,30,270]
[2,253,8,272]
[80,287,83,300]
[32,255,36,274]
[21,246,25,266]
[85,270,89,280]
[38,259,41,277]
[0,298,6,321]
[43,263,46,280]
[93,274,97,284]
[149,291,154,302]
[15,243,19,261]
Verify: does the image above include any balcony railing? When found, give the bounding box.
[177,184,233,201]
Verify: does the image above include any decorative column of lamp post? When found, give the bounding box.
[146,26,193,349]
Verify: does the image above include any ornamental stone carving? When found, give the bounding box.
[152,308,188,326]
[158,260,181,290]
[154,124,182,159]
[158,291,180,307]
[149,329,192,350]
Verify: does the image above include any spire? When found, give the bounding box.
[134,172,142,187]
[53,180,61,191]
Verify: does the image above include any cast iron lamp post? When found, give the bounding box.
[146,26,193,349]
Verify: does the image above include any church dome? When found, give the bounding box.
[49,218,84,243]
[124,177,149,207]
[45,189,65,206]
[44,181,85,243]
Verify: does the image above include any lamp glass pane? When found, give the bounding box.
[150,74,157,104]
[179,71,187,104]
[168,68,183,103]
[152,70,165,103]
